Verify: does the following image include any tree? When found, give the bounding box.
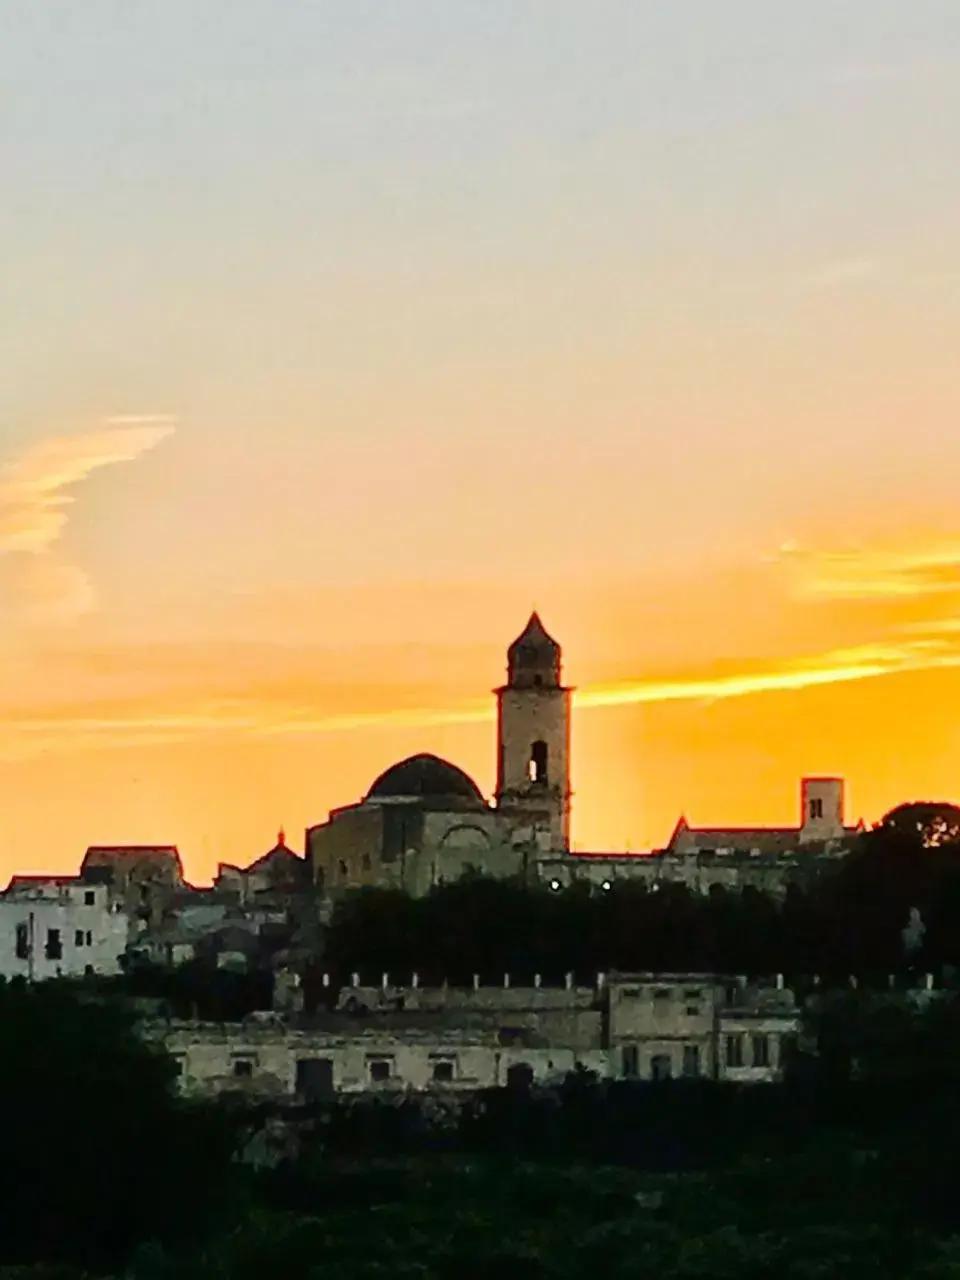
[0,978,239,1270]
[878,803,960,849]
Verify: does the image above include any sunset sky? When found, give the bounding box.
[3,2,960,882]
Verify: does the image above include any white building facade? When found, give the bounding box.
[0,878,130,980]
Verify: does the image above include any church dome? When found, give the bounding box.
[365,753,487,809]
[507,612,562,688]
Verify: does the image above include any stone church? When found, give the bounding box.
[307,613,572,897]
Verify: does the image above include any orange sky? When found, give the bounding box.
[3,5,960,882]
[4,497,960,880]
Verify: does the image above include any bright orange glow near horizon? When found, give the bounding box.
[3,5,960,882]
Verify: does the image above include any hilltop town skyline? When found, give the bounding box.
[3,4,960,879]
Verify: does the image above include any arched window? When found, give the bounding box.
[528,740,548,784]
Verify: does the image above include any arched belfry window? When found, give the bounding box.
[528,740,548,785]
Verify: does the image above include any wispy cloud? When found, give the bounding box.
[775,540,960,601]
[4,527,960,761]
[0,634,954,763]
[0,416,176,623]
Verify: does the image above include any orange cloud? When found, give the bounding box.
[777,540,960,602]
[2,634,959,763]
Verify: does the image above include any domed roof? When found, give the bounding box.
[365,753,486,808]
[507,612,562,687]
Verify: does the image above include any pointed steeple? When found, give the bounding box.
[507,611,562,689]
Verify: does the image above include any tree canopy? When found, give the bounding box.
[317,805,960,986]
[0,978,239,1270]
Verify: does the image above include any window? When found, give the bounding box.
[171,1056,185,1077]
[621,1045,639,1078]
[653,988,672,1007]
[752,1035,770,1068]
[619,987,642,1000]
[84,964,95,977]
[75,929,85,947]
[232,1059,254,1078]
[726,1035,745,1068]
[15,923,29,960]
[682,1045,701,1078]
[368,1059,392,1083]
[338,860,348,878]
[528,740,548,785]
[809,798,824,821]
[432,1059,455,1083]
[85,931,92,946]
[45,929,62,961]
[650,1054,673,1082]
[84,890,96,906]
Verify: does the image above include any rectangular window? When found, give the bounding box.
[232,1059,253,1078]
[75,929,85,946]
[84,890,96,906]
[682,1044,701,1078]
[752,1034,770,1068]
[653,988,672,1005]
[432,1060,455,1083]
[621,1045,639,1078]
[810,798,824,821]
[368,1059,392,1083]
[726,1035,745,1068]
[15,923,29,960]
[45,929,62,961]
[85,931,92,946]
[650,1054,673,1082]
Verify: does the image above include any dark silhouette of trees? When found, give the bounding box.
[0,977,239,1271]
[113,958,275,1020]
[322,802,960,983]
[878,801,960,847]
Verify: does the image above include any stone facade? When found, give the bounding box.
[0,878,129,979]
[495,613,572,854]
[81,844,185,936]
[309,791,524,897]
[306,615,575,898]
[146,973,799,1098]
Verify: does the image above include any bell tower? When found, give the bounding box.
[495,612,572,853]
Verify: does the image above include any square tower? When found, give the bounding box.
[799,777,845,844]
[494,613,572,853]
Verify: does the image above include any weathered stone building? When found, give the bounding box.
[307,613,572,895]
[305,615,861,902]
[0,877,129,979]
[147,973,799,1099]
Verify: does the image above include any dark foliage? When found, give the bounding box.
[0,978,240,1271]
[112,958,275,1020]
[322,810,960,983]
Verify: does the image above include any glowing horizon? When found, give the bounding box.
[3,3,960,878]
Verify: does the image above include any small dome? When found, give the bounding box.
[365,753,486,808]
[507,612,562,688]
